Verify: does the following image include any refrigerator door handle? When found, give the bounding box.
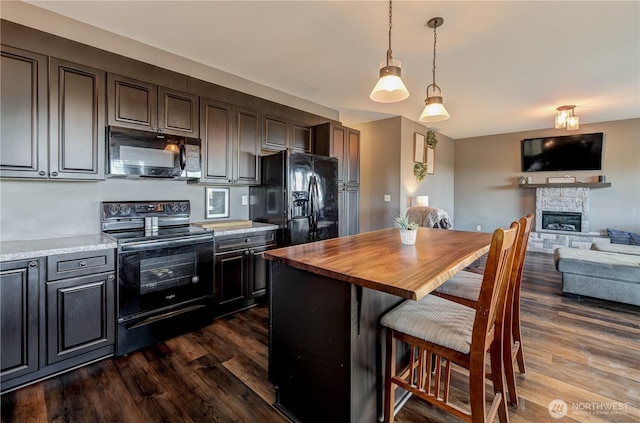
[308,176,316,239]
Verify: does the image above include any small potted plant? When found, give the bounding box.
[393,215,419,245]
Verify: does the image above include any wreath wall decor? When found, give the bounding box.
[414,162,427,182]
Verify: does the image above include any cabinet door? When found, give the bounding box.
[201,97,233,183]
[158,86,199,137]
[0,259,40,381]
[0,45,48,179]
[337,188,360,237]
[331,125,347,186]
[235,108,260,185]
[249,245,270,298]
[46,272,115,364]
[346,129,360,187]
[107,73,157,132]
[263,115,288,151]
[345,188,360,236]
[215,250,247,305]
[49,59,106,180]
[292,125,312,153]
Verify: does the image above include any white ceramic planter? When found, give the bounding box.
[399,229,417,245]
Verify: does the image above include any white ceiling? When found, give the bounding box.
[19,1,640,139]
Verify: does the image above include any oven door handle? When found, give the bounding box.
[119,235,213,252]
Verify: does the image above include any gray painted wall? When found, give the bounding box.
[0,180,250,241]
[454,118,640,234]
[353,116,455,232]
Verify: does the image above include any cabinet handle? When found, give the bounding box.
[28,261,38,268]
[245,238,251,243]
[107,274,115,280]
[38,171,46,176]
[151,126,158,131]
[79,261,87,267]
[50,171,58,177]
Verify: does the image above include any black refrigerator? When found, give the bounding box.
[250,150,339,246]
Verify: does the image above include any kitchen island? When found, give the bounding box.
[264,227,492,423]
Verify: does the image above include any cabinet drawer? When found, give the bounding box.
[215,231,276,253]
[47,250,115,281]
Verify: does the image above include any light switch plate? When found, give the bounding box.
[384,195,391,202]
[241,195,248,206]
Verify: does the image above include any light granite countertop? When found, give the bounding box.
[1,234,117,262]
[210,222,278,237]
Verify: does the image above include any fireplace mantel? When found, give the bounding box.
[519,182,611,189]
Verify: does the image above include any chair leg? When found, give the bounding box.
[503,331,519,406]
[384,329,397,423]
[490,338,510,423]
[513,315,526,375]
[468,353,488,423]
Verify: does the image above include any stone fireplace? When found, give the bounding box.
[528,186,607,253]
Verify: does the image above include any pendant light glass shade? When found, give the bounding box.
[419,89,450,122]
[370,58,410,102]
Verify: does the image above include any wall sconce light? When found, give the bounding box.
[416,195,430,207]
[369,0,410,103]
[419,17,450,122]
[555,105,579,131]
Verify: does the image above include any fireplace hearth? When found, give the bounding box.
[542,211,582,232]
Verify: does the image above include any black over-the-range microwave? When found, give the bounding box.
[107,126,201,179]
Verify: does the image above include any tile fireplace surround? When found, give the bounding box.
[528,186,608,253]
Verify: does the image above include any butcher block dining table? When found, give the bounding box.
[264,227,493,423]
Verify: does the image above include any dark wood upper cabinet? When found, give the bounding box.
[292,125,312,153]
[235,107,261,185]
[346,128,360,187]
[200,97,234,183]
[0,45,48,179]
[1,47,106,180]
[263,115,288,151]
[50,58,106,179]
[108,73,198,137]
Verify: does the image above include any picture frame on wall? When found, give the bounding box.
[414,133,425,163]
[426,146,435,174]
[205,187,229,219]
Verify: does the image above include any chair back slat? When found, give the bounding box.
[471,222,519,355]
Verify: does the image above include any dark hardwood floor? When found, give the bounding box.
[2,252,639,422]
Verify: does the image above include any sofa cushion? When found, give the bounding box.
[591,243,640,256]
[554,248,640,284]
[606,228,640,245]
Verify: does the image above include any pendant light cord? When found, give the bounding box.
[431,22,437,87]
[387,0,393,63]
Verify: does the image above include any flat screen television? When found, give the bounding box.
[521,132,603,172]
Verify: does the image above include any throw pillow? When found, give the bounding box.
[607,228,640,245]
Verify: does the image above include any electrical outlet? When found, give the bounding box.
[241,195,248,206]
[384,195,391,202]
[476,225,482,231]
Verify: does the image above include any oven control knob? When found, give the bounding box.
[108,204,119,216]
[169,202,180,212]
[191,275,199,283]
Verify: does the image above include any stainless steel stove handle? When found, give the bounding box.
[119,235,213,252]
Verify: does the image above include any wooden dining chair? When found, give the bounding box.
[380,222,519,423]
[431,214,533,406]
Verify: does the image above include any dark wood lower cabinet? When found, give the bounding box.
[0,259,40,382]
[214,231,275,317]
[46,272,115,364]
[1,250,116,393]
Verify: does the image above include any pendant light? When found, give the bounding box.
[419,17,450,122]
[369,0,409,103]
